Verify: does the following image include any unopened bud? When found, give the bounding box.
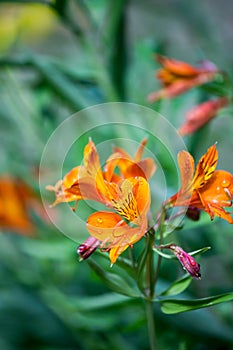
[170,244,201,279]
[186,206,201,221]
[77,236,100,260]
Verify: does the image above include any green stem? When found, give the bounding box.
[145,231,155,298]
[144,230,157,350]
[145,299,157,350]
[153,205,166,287]
[128,247,136,272]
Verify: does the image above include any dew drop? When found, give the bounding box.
[221,179,230,188]
[97,218,103,224]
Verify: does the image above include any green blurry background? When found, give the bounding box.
[0,1,233,349]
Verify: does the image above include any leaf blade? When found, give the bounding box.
[159,292,233,314]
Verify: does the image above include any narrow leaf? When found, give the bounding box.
[88,259,140,298]
[159,275,192,296]
[159,292,233,314]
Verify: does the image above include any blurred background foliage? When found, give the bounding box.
[0,0,233,349]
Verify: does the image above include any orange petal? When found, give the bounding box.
[104,152,125,182]
[196,191,233,224]
[80,140,118,204]
[156,55,200,77]
[148,72,216,102]
[207,205,233,224]
[168,151,194,206]
[82,140,106,193]
[134,139,147,162]
[193,144,218,190]
[156,68,177,86]
[135,159,156,180]
[111,177,150,224]
[87,211,147,264]
[197,170,233,207]
[148,79,197,102]
[0,176,38,235]
[63,166,80,188]
[131,177,151,218]
[106,140,156,180]
[104,149,151,181]
[179,97,229,136]
[109,245,129,265]
[178,150,195,194]
[118,160,155,180]
[86,211,128,241]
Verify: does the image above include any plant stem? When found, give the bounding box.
[153,205,166,287]
[146,231,155,298]
[144,231,157,350]
[145,298,157,350]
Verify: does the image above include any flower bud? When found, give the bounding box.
[186,206,201,221]
[77,236,100,260]
[170,244,201,279]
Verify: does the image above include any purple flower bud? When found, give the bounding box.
[77,236,100,260]
[170,244,201,279]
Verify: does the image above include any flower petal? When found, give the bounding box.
[109,245,129,265]
[179,97,229,136]
[87,211,147,264]
[86,211,127,241]
[81,140,107,198]
[178,150,195,194]
[105,139,156,180]
[111,177,150,224]
[156,55,200,77]
[134,138,148,162]
[63,166,80,188]
[193,144,218,189]
[87,211,146,244]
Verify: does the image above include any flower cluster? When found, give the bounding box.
[47,138,233,277]
[148,55,229,135]
[47,139,156,265]
[47,52,232,279]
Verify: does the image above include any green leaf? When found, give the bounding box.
[30,55,88,110]
[159,292,233,314]
[95,250,135,278]
[42,287,133,313]
[159,275,192,297]
[88,259,140,298]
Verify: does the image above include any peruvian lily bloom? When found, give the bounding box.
[148,55,218,102]
[168,144,233,224]
[179,97,229,136]
[47,139,156,264]
[0,175,46,235]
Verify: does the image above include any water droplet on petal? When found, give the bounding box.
[97,218,103,224]
[221,179,230,188]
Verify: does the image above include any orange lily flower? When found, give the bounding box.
[179,97,229,136]
[168,144,233,223]
[47,139,156,264]
[0,175,45,234]
[148,55,218,102]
